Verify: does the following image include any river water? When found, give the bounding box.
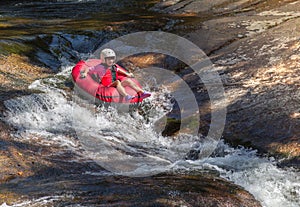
[0,0,299,206]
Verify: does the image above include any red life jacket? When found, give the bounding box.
[101,64,127,86]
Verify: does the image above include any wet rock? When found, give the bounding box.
[111,173,262,207]
[0,54,52,92]
[0,170,262,207]
[153,0,298,15]
[0,54,53,183]
[0,121,33,183]
[212,11,300,164]
[152,0,300,164]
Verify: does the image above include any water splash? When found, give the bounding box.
[3,67,206,177]
[171,141,300,207]
[1,64,299,206]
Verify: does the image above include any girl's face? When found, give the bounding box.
[105,57,115,66]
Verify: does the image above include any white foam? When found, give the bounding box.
[0,195,74,207]
[171,142,300,207]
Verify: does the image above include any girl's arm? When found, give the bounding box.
[116,66,134,78]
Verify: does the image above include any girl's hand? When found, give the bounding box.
[128,72,134,78]
[80,70,87,78]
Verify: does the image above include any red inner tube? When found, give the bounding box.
[71,59,144,104]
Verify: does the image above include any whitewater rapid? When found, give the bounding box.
[1,65,299,207]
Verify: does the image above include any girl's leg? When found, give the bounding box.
[110,80,128,97]
[121,78,143,93]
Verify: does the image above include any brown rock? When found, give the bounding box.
[152,0,300,165]
[0,54,51,91]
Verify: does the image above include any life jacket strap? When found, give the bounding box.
[111,65,117,82]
